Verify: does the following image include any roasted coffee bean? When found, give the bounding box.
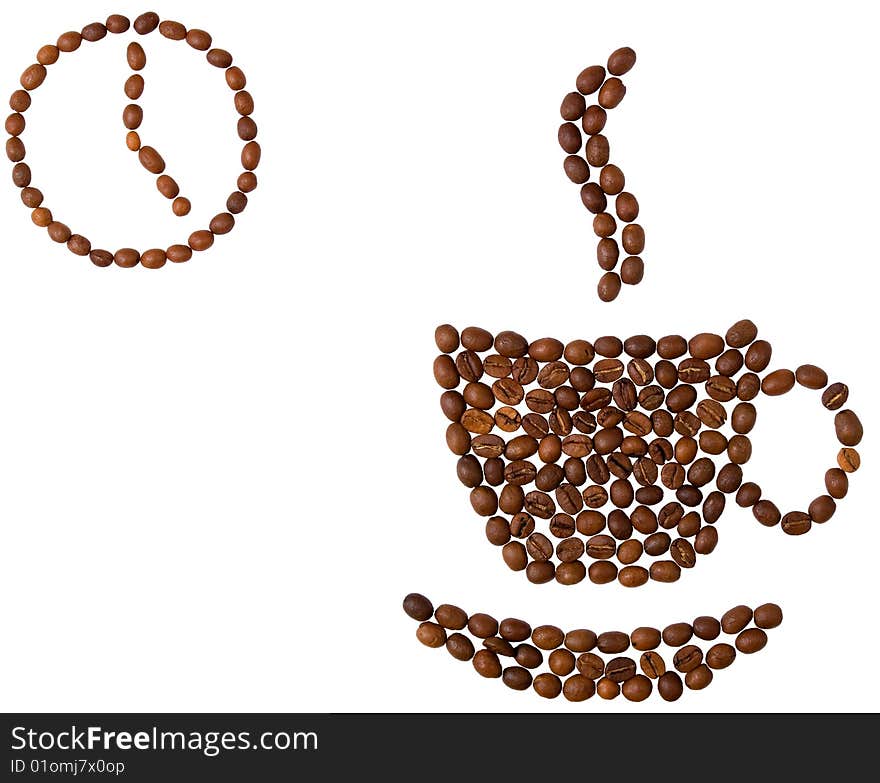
[631,505,659,533]
[549,649,577,676]
[662,622,693,647]
[717,463,744,494]
[745,340,772,372]
[576,652,605,679]
[693,616,721,641]
[576,64,606,94]
[687,457,715,487]
[461,409,494,435]
[527,561,557,584]
[596,238,620,271]
[495,331,529,358]
[754,603,783,629]
[621,224,645,254]
[562,674,596,701]
[721,605,752,634]
[835,410,863,446]
[600,164,625,195]
[556,537,585,564]
[530,625,565,651]
[446,633,475,661]
[781,511,811,535]
[809,495,836,523]
[650,560,680,583]
[630,626,661,651]
[515,643,544,669]
[727,435,752,464]
[670,538,696,568]
[435,324,460,353]
[706,643,736,670]
[576,510,606,536]
[509,513,535,539]
[838,448,860,472]
[737,373,761,401]
[526,389,555,414]
[734,481,760,506]
[498,485,524,515]
[640,651,666,679]
[559,122,582,154]
[702,491,725,524]
[825,468,849,499]
[501,541,529,571]
[581,182,608,213]
[561,91,587,120]
[605,656,637,683]
[699,431,728,456]
[571,369,596,393]
[582,105,607,136]
[685,664,713,690]
[502,667,533,690]
[599,77,626,109]
[597,272,622,302]
[499,618,532,642]
[564,155,590,183]
[597,631,630,654]
[535,463,565,491]
[796,364,828,389]
[706,375,737,402]
[533,672,563,699]
[822,382,849,410]
[435,604,468,630]
[620,255,645,285]
[658,671,684,701]
[496,406,522,431]
[666,385,697,413]
[565,629,598,653]
[736,628,768,654]
[484,354,512,378]
[473,649,502,678]
[673,645,703,673]
[725,319,758,348]
[762,368,795,396]
[556,485,584,515]
[589,561,618,584]
[676,510,701,536]
[696,400,726,429]
[607,509,633,540]
[484,636,516,656]
[416,622,447,648]
[694,525,718,555]
[752,499,781,526]
[619,565,648,587]
[470,486,498,516]
[458,326,492,352]
[715,349,744,377]
[689,333,724,360]
[628,359,654,386]
[526,533,553,562]
[403,593,434,622]
[522,413,550,439]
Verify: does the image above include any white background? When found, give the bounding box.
[1,0,877,713]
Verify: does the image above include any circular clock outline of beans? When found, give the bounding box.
[6,11,260,269]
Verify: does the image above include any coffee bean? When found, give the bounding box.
[515,644,544,669]
[446,633,475,661]
[502,667,533,690]
[688,333,724,360]
[737,480,762,507]
[825,468,849,499]
[838,447,860,472]
[526,532,553,562]
[781,511,811,535]
[737,373,761,400]
[834,409,863,446]
[558,122,582,153]
[619,565,648,587]
[620,256,645,285]
[721,605,752,634]
[416,622,447,648]
[662,622,692,647]
[509,513,535,539]
[667,385,697,412]
[473,649,502,678]
[809,495,836,523]
[630,626,661,651]
[616,192,640,222]
[459,326,493,352]
[500,618,532,642]
[716,348,744,377]
[631,505,658,533]
[762,369,795,396]
[822,382,849,410]
[706,643,736,670]
[717,463,744,494]
[673,645,703,673]
[745,340,772,372]
[484,636,516,656]
[608,46,637,75]
[561,91,587,120]
[495,331,529,358]
[727,435,752,465]
[650,560,681,583]
[576,65,606,94]
[676,509,701,535]
[735,628,768,654]
[484,354,512,378]
[670,538,696,568]
[403,593,433,621]
[693,616,721,641]
[622,224,645,254]
[605,656,637,683]
[640,651,666,679]
[598,631,630,654]
[598,77,626,109]
[597,272,622,302]
[600,164,625,195]
[466,613,499,638]
[702,491,726,523]
[685,664,713,690]
[435,328,460,359]
[434,604,468,630]
[754,603,783,629]
[533,673,563,699]
[752,499,781,526]
[694,525,718,555]
[587,560,617,584]
[796,364,828,389]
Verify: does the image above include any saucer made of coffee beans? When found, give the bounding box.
[6,11,260,268]
[559,47,644,302]
[434,319,861,588]
[404,593,782,702]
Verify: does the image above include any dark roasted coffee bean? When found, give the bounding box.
[402,593,433,621]
[670,538,696,568]
[498,486,524,516]
[446,633,475,661]
[484,636,516,657]
[685,664,713,690]
[467,613,499,638]
[576,65,606,94]
[561,91,587,120]
[737,373,761,401]
[581,182,608,213]
[717,463,744,494]
[694,525,718,555]
[809,495,836,523]
[702,491,726,523]
[607,509,633,540]
[676,510,701,536]
[582,104,607,135]
[509,513,535,539]
[667,384,697,412]
[725,319,758,348]
[502,666,533,690]
[715,349,744,377]
[735,481,760,506]
[754,603,783,629]
[515,643,544,669]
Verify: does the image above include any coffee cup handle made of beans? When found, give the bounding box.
[7,12,260,268]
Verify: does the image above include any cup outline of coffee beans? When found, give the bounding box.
[559,47,644,302]
[404,593,783,702]
[433,319,861,588]
[6,11,260,268]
